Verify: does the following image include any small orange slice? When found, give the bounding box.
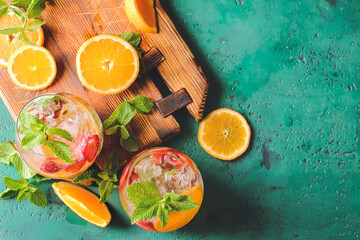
[125,0,157,33]
[0,12,44,67]
[198,108,251,161]
[52,182,111,228]
[76,35,140,95]
[154,185,204,232]
[7,45,57,91]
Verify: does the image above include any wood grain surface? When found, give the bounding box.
[0,0,208,169]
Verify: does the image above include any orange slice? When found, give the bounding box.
[154,185,204,232]
[0,12,44,67]
[76,35,140,95]
[198,108,251,161]
[52,182,111,228]
[125,0,157,33]
[7,45,57,91]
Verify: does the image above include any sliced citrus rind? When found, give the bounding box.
[0,12,44,67]
[7,45,56,91]
[198,108,251,161]
[76,34,140,95]
[52,182,111,228]
[125,0,157,33]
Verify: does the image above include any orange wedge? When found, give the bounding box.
[125,0,157,33]
[7,45,57,91]
[52,182,111,228]
[0,12,44,67]
[198,108,251,161]
[76,35,140,95]
[154,185,204,232]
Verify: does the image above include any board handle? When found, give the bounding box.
[155,88,192,117]
[142,47,165,73]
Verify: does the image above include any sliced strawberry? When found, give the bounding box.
[65,158,86,173]
[81,134,100,162]
[129,170,140,185]
[40,161,60,173]
[136,220,156,232]
[150,154,165,165]
[162,156,184,169]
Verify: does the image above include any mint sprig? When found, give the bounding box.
[0,177,47,207]
[126,182,199,228]
[118,32,145,75]
[19,111,74,163]
[103,95,153,152]
[0,0,46,44]
[73,152,119,204]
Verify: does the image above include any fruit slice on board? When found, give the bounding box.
[7,45,56,91]
[125,0,157,33]
[0,12,44,67]
[76,35,139,95]
[198,108,251,161]
[52,182,111,227]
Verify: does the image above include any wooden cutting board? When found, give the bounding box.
[0,0,208,169]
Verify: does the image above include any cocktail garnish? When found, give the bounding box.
[103,95,153,152]
[19,111,75,163]
[126,181,198,228]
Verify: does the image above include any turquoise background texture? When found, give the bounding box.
[0,0,360,239]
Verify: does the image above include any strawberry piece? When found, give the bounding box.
[136,220,157,232]
[81,134,100,162]
[65,158,86,173]
[162,156,184,169]
[129,170,140,185]
[150,154,165,165]
[40,161,60,173]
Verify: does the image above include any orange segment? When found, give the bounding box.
[52,182,111,228]
[154,185,204,232]
[76,35,140,95]
[125,0,157,33]
[7,45,57,90]
[0,12,44,67]
[198,108,251,161]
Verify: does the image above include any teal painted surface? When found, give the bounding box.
[0,0,359,239]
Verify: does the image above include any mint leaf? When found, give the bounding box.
[164,193,198,212]
[117,101,136,125]
[0,188,19,199]
[43,140,74,163]
[126,181,161,206]
[30,123,46,132]
[73,169,100,184]
[0,27,23,35]
[129,95,153,113]
[17,188,28,201]
[119,32,141,48]
[3,177,28,190]
[103,107,120,130]
[21,132,46,149]
[25,19,46,32]
[98,180,114,204]
[26,0,46,19]
[157,204,171,228]
[104,125,120,135]
[19,111,46,132]
[13,31,33,44]
[165,169,181,176]
[131,197,159,224]
[119,125,130,139]
[46,127,74,142]
[120,136,139,152]
[98,171,109,181]
[44,96,61,104]
[32,174,51,182]
[27,184,47,207]
[104,152,119,176]
[10,153,36,179]
[0,143,16,165]
[0,1,8,18]
[10,0,32,8]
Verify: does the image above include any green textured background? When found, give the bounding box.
[1,0,360,239]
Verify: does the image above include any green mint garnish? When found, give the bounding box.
[0,142,17,165]
[19,111,74,163]
[126,182,199,228]
[73,152,119,204]
[165,169,181,176]
[0,0,47,44]
[103,95,153,152]
[0,177,47,207]
[10,153,36,179]
[43,96,60,104]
